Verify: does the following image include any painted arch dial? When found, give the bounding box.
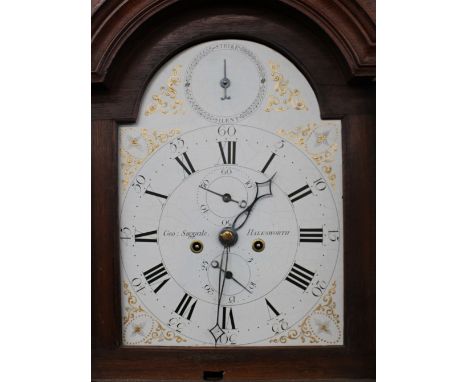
[119,40,343,346]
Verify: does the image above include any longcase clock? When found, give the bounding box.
[92,1,375,381]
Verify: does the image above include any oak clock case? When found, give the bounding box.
[119,40,343,347]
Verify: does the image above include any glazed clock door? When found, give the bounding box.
[119,40,343,347]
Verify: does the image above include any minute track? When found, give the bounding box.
[120,123,341,346]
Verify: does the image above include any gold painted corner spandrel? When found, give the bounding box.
[269,281,342,345]
[144,64,185,116]
[276,121,339,189]
[120,127,181,190]
[122,281,187,345]
[264,61,308,112]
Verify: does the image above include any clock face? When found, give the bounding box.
[119,40,343,346]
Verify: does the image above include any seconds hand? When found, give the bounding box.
[199,185,247,208]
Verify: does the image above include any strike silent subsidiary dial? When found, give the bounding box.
[185,42,267,123]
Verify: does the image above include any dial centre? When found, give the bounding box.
[218,227,238,246]
[220,78,231,88]
[225,271,233,279]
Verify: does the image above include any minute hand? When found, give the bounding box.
[231,173,276,231]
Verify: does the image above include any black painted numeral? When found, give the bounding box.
[135,230,158,242]
[265,299,280,319]
[145,190,168,199]
[288,184,312,203]
[175,293,197,320]
[219,141,236,164]
[143,263,170,294]
[286,263,315,291]
[175,152,196,175]
[261,153,276,173]
[222,307,236,330]
[299,228,323,243]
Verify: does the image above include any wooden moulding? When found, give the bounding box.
[91,1,375,380]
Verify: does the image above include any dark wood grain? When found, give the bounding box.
[91,0,375,83]
[91,1,376,380]
[91,119,121,350]
[92,1,375,122]
[342,113,376,354]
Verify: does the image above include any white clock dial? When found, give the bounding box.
[120,125,340,345]
[119,39,343,347]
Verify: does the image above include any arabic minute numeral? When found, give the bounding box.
[120,227,132,240]
[168,317,185,333]
[328,230,340,242]
[245,179,254,188]
[274,139,285,150]
[170,137,185,154]
[271,319,289,334]
[131,277,145,293]
[311,280,328,297]
[218,332,237,345]
[217,125,236,137]
[131,175,146,193]
[203,284,215,295]
[312,178,327,192]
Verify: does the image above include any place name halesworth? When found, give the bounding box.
[246,229,290,236]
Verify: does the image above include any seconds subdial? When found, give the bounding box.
[197,166,254,227]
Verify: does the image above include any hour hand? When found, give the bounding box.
[211,260,252,294]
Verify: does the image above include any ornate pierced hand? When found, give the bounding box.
[231,173,276,231]
[209,245,230,344]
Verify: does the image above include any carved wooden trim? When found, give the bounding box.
[91,3,375,379]
[91,0,375,84]
[283,0,375,77]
